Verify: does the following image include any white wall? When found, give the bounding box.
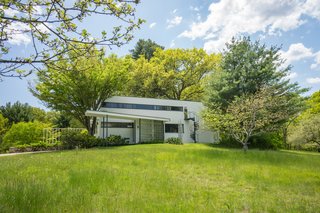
[99,96,215,143]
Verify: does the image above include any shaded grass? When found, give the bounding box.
[0,144,319,212]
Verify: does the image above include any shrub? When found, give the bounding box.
[165,137,183,145]
[217,134,242,148]
[106,135,128,146]
[1,121,50,151]
[249,132,283,150]
[60,131,128,149]
[60,130,97,149]
[9,141,62,153]
[216,132,283,150]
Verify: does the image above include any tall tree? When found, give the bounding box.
[130,39,164,61]
[204,37,307,148]
[0,102,34,125]
[126,48,221,101]
[0,0,143,79]
[30,49,128,135]
[205,37,306,111]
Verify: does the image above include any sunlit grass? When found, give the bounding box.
[0,144,319,212]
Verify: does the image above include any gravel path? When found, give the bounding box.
[0,151,53,157]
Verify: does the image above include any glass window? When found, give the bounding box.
[165,124,184,133]
[101,122,134,128]
[103,102,183,112]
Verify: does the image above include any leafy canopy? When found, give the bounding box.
[0,0,143,79]
[30,48,129,135]
[0,101,34,125]
[125,48,221,101]
[205,37,306,111]
[204,87,291,150]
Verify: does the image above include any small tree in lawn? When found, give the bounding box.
[204,87,288,151]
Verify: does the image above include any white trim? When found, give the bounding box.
[85,110,170,122]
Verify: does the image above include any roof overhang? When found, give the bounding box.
[85,110,170,122]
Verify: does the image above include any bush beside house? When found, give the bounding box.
[165,137,183,145]
[0,121,50,152]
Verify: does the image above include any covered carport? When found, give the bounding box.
[85,110,170,143]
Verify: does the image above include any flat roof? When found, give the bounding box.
[109,96,202,103]
[85,110,170,122]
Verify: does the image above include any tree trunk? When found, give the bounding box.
[282,127,288,149]
[85,117,97,136]
[243,143,248,152]
[89,117,97,136]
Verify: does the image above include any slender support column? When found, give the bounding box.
[102,117,105,138]
[139,119,141,143]
[106,116,109,138]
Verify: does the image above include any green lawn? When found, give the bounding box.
[0,144,319,212]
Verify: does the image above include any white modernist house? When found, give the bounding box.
[85,96,216,144]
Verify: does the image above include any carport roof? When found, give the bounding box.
[85,110,170,122]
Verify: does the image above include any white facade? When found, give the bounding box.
[85,96,217,144]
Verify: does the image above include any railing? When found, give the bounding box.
[43,128,86,144]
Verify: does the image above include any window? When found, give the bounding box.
[165,124,184,133]
[102,102,183,112]
[101,122,134,128]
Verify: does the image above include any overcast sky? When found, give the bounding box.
[1,0,320,109]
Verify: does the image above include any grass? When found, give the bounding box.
[0,144,319,212]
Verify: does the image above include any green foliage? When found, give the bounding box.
[0,0,143,79]
[0,114,9,146]
[9,142,62,153]
[105,135,128,146]
[204,37,307,149]
[205,88,290,150]
[53,113,71,128]
[250,132,283,150]
[307,90,320,114]
[216,134,242,148]
[0,102,34,125]
[299,90,320,118]
[60,131,96,149]
[288,114,320,150]
[130,39,164,60]
[31,52,128,135]
[165,137,183,145]
[125,48,221,101]
[205,37,305,110]
[0,113,9,136]
[1,121,50,151]
[30,107,47,123]
[60,131,128,149]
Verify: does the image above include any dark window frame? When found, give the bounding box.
[102,102,183,112]
[101,122,134,128]
[165,124,184,133]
